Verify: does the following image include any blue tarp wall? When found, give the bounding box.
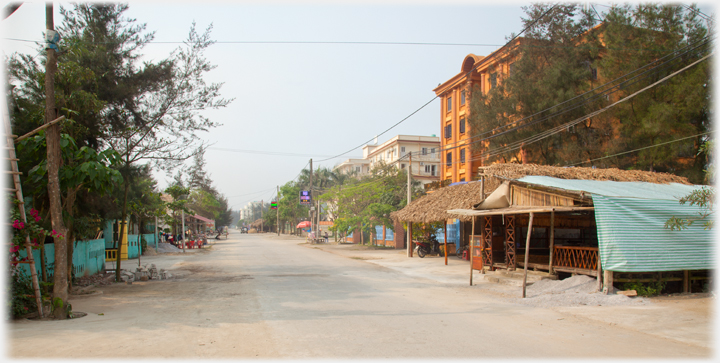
[435,219,460,244]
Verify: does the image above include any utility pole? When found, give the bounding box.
[260,200,264,233]
[309,158,314,237]
[277,186,280,236]
[407,152,413,258]
[45,3,69,319]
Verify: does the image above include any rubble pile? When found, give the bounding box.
[119,263,173,284]
[75,273,114,287]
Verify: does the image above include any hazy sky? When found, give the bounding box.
[2,1,715,211]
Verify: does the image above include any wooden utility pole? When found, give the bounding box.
[469,216,475,286]
[548,209,555,274]
[45,3,69,319]
[260,200,263,232]
[522,212,535,298]
[406,152,413,257]
[444,221,448,265]
[309,159,313,237]
[277,186,280,236]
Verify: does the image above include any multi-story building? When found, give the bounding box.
[335,135,441,186]
[433,39,522,184]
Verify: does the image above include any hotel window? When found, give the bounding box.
[446,152,452,167]
[460,148,466,163]
[444,124,452,139]
[425,165,431,173]
[447,97,452,112]
[355,166,360,172]
[459,118,466,134]
[509,62,516,76]
[422,147,428,155]
[461,90,466,105]
[490,73,497,89]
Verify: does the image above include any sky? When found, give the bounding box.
[1,0,716,213]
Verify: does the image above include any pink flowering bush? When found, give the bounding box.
[8,201,50,318]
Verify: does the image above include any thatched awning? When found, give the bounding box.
[478,163,690,184]
[390,181,486,223]
[391,163,691,224]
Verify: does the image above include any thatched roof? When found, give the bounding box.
[250,219,264,228]
[391,163,691,223]
[479,163,690,185]
[391,182,486,223]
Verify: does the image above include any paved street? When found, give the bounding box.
[7,230,713,359]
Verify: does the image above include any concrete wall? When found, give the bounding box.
[17,238,106,278]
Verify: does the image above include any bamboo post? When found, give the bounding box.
[522,212,535,298]
[444,220,448,265]
[407,222,413,257]
[683,271,690,293]
[597,248,602,292]
[469,216,475,286]
[548,209,555,274]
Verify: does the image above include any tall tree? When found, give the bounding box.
[468,3,711,184]
[52,5,231,281]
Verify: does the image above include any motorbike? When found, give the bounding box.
[455,243,468,259]
[414,235,443,258]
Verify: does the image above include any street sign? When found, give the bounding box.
[299,190,311,205]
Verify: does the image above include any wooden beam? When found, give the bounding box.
[603,270,614,294]
[443,220,448,266]
[683,270,690,293]
[522,212,534,298]
[14,116,65,144]
[469,216,475,286]
[548,209,555,275]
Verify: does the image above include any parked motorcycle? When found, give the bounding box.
[414,235,443,258]
[456,243,468,259]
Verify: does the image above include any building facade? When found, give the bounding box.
[335,135,441,186]
[433,39,522,184]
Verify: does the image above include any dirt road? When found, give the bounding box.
[7,231,714,358]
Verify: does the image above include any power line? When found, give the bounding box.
[207,147,341,158]
[563,131,713,167]
[439,34,713,155]
[465,52,713,163]
[313,4,560,163]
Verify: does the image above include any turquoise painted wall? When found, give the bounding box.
[17,238,105,278]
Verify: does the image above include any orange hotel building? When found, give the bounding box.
[433,39,521,183]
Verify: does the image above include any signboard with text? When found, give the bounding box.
[299,190,311,205]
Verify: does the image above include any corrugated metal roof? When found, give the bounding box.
[517,176,714,272]
[517,176,700,200]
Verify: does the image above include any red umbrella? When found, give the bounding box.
[296,221,311,229]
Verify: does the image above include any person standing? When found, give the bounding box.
[323,231,328,244]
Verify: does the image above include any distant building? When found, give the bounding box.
[335,135,441,186]
[434,43,523,183]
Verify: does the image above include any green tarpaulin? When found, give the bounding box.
[518,176,714,272]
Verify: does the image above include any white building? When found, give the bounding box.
[334,135,441,186]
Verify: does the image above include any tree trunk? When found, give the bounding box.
[115,177,130,282]
[46,3,69,319]
[65,187,77,292]
[39,243,48,283]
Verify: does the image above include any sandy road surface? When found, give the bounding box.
[6,231,714,359]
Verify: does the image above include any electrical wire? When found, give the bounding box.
[563,131,713,167]
[439,34,713,154]
[451,52,712,165]
[312,4,561,163]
